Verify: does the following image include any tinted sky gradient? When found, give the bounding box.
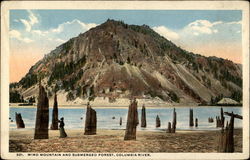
[9,10,242,82]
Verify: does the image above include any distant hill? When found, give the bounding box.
[10,19,242,105]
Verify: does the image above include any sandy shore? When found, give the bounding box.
[9,129,242,152]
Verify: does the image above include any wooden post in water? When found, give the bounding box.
[172,108,177,133]
[195,118,198,127]
[141,104,146,128]
[120,117,122,126]
[34,84,49,139]
[189,109,194,127]
[220,107,225,128]
[124,99,139,140]
[218,111,242,152]
[226,112,234,152]
[216,116,219,127]
[167,122,171,133]
[50,93,58,130]
[84,103,97,135]
[15,112,25,128]
[156,115,161,128]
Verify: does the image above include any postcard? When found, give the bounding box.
[1,1,249,159]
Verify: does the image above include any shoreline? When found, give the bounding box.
[9,128,242,152]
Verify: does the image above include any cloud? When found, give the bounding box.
[10,30,33,43]
[51,19,97,33]
[20,10,39,32]
[32,30,48,36]
[227,20,241,25]
[153,26,179,41]
[48,38,66,43]
[186,20,221,35]
[27,10,38,25]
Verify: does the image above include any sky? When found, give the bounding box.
[9,10,242,83]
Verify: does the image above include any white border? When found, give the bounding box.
[1,1,249,159]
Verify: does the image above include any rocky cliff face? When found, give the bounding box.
[11,19,242,105]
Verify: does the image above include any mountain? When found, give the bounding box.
[10,19,242,105]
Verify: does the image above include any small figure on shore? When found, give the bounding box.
[58,117,67,138]
[112,116,115,119]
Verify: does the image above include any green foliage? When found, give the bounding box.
[76,86,82,97]
[219,69,242,87]
[19,73,38,89]
[66,91,74,101]
[28,96,36,103]
[9,91,24,103]
[210,94,224,105]
[169,91,180,103]
[127,57,131,64]
[88,85,95,101]
[62,39,73,52]
[9,82,19,88]
[48,56,86,85]
[230,91,242,102]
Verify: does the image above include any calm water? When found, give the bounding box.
[9,106,242,131]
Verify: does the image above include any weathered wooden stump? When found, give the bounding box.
[167,122,171,133]
[208,117,214,123]
[120,117,122,126]
[220,108,225,128]
[189,109,194,127]
[195,118,198,127]
[141,104,146,128]
[156,115,161,128]
[84,104,97,135]
[15,112,25,128]
[216,108,225,128]
[50,93,58,130]
[171,108,177,133]
[218,119,234,152]
[218,112,242,152]
[124,99,139,140]
[34,84,49,139]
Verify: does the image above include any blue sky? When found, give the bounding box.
[9,10,242,82]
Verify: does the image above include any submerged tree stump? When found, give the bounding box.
[208,117,214,123]
[172,108,177,133]
[189,109,194,127]
[141,104,146,128]
[156,115,161,128]
[167,122,171,133]
[84,104,97,135]
[220,108,225,128]
[34,84,49,139]
[15,112,25,128]
[195,118,198,127]
[120,117,122,126]
[216,108,225,128]
[124,99,139,140]
[50,93,58,130]
[218,112,235,152]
